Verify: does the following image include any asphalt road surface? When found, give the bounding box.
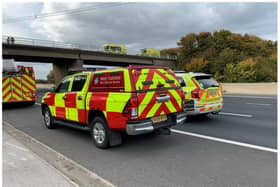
[3,91,277,187]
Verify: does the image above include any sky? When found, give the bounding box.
[2,2,278,79]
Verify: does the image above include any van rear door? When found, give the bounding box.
[130,66,183,120]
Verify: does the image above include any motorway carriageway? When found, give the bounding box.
[35,90,277,149]
[3,93,277,186]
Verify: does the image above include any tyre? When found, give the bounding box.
[43,107,56,129]
[90,117,110,149]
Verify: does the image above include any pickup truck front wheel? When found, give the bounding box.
[90,117,110,149]
[43,107,56,129]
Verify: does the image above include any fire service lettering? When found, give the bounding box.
[99,76,121,85]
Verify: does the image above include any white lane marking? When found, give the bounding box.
[219,112,253,118]
[223,95,276,99]
[5,142,29,152]
[171,129,277,153]
[246,102,272,106]
[35,102,41,106]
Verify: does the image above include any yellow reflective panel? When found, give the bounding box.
[76,93,86,109]
[169,89,182,107]
[124,70,132,92]
[12,92,21,101]
[11,77,22,89]
[55,94,65,107]
[135,69,149,90]
[67,108,78,121]
[49,106,56,116]
[146,103,161,118]
[22,74,36,90]
[138,92,154,115]
[2,84,10,97]
[165,101,177,113]
[106,92,131,112]
[86,93,92,111]
[3,94,11,102]
[2,78,9,88]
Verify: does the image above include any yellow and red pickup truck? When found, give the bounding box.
[41,66,186,148]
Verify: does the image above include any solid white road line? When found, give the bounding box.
[223,95,277,99]
[246,102,272,106]
[219,112,253,118]
[35,102,41,106]
[171,129,277,153]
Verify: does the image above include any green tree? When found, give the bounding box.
[164,29,277,82]
[237,58,256,82]
[224,63,238,82]
[256,56,277,82]
[185,57,208,73]
[178,33,198,63]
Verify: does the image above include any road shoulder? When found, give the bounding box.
[3,121,115,187]
[3,130,76,187]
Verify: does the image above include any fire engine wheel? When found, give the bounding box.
[43,107,56,129]
[90,117,110,149]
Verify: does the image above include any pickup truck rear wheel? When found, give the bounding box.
[90,117,110,149]
[43,107,56,129]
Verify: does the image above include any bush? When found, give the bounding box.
[168,30,277,82]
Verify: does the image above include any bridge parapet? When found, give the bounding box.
[2,36,177,60]
[2,36,177,83]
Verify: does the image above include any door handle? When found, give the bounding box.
[156,95,170,102]
[62,96,67,100]
[77,96,83,100]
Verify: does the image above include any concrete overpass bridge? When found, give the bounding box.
[2,36,177,83]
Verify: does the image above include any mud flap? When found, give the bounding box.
[108,131,122,147]
[155,127,171,135]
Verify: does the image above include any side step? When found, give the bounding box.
[53,119,90,131]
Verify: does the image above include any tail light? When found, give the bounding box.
[191,78,205,99]
[191,88,201,99]
[123,94,138,120]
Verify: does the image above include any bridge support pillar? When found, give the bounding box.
[53,59,83,84]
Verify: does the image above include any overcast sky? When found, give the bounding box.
[2,2,278,79]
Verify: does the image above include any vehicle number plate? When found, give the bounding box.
[152,115,167,124]
[209,91,217,96]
